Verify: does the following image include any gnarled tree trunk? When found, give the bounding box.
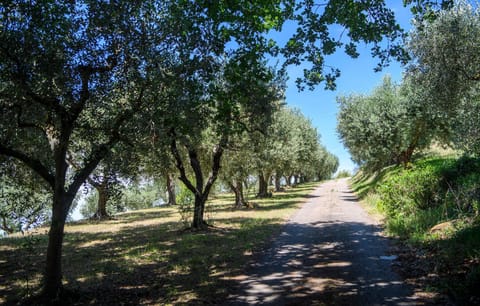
[92,174,110,219]
[256,173,270,198]
[93,184,109,219]
[229,180,247,208]
[170,131,226,229]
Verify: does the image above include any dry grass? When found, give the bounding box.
[0,182,320,305]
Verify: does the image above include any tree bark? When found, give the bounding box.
[256,173,270,198]
[274,174,282,192]
[94,183,109,219]
[43,202,66,299]
[230,180,247,208]
[166,173,176,205]
[43,177,76,298]
[188,148,208,229]
[192,194,207,228]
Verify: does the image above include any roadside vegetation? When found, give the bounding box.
[0,182,320,305]
[338,2,480,304]
[351,156,480,304]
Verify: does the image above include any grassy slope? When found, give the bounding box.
[0,182,320,305]
[351,157,480,305]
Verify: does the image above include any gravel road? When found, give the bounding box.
[228,178,422,305]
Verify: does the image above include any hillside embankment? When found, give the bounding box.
[352,156,480,305]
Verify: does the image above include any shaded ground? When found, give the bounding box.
[0,183,321,305]
[228,178,429,305]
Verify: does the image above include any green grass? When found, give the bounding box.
[0,181,321,305]
[350,165,396,199]
[351,156,480,303]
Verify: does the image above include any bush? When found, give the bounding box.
[442,157,480,216]
[176,186,194,227]
[375,157,480,238]
[377,159,448,216]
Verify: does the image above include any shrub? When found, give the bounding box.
[377,159,448,216]
[176,186,194,227]
[375,157,480,238]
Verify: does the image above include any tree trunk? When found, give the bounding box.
[287,175,293,187]
[294,175,299,186]
[170,131,226,230]
[43,217,65,298]
[166,173,176,205]
[274,174,282,192]
[256,173,270,198]
[192,194,207,228]
[93,182,109,219]
[43,188,74,299]
[399,145,415,168]
[230,180,246,208]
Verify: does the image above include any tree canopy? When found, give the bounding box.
[406,0,480,155]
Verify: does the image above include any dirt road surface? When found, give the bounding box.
[228,178,423,305]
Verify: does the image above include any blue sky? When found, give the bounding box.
[279,2,414,172]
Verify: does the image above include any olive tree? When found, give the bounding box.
[337,76,433,171]
[0,1,169,298]
[162,58,283,228]
[406,0,480,154]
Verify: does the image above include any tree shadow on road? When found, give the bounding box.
[228,220,426,305]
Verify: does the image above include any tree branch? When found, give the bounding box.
[69,61,118,121]
[202,134,227,200]
[0,46,67,115]
[11,104,46,135]
[67,85,147,198]
[66,154,100,188]
[0,144,55,189]
[169,129,199,196]
[187,146,204,192]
